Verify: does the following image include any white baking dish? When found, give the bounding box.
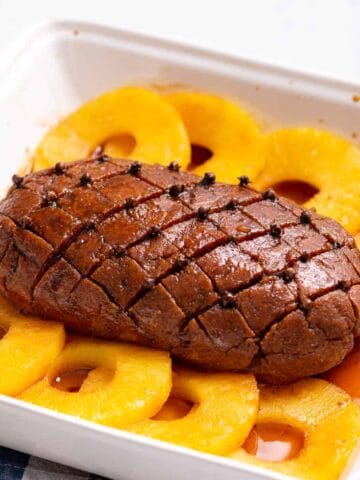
[0,20,359,480]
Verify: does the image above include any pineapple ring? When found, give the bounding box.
[230,379,360,480]
[78,366,193,416]
[164,92,263,184]
[254,128,360,233]
[325,345,360,400]
[126,368,259,455]
[33,87,190,171]
[19,337,172,428]
[0,295,65,396]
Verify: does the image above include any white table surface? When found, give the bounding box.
[0,0,359,85]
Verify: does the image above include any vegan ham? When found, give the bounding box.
[0,156,359,383]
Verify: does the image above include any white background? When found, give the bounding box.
[0,0,359,84]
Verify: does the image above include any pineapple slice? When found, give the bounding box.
[325,345,360,400]
[230,379,360,480]
[79,367,194,418]
[254,128,360,233]
[164,92,263,184]
[126,368,259,455]
[19,337,172,428]
[33,87,190,170]
[0,295,65,396]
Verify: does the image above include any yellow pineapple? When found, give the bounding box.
[230,379,360,480]
[126,368,258,455]
[19,337,172,427]
[254,128,360,233]
[325,346,360,400]
[33,87,190,170]
[81,367,194,419]
[164,92,263,183]
[0,295,65,396]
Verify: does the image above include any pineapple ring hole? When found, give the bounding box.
[51,366,113,393]
[51,367,94,392]
[188,144,213,170]
[271,180,319,205]
[103,133,137,157]
[152,397,194,421]
[243,423,304,462]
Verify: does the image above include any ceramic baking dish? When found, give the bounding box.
[0,20,359,480]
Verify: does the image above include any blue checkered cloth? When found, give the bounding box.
[0,446,108,480]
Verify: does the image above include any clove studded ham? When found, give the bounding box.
[0,156,360,383]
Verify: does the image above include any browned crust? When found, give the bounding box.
[0,157,359,383]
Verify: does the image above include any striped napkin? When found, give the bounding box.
[0,446,108,480]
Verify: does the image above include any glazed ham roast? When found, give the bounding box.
[0,156,359,383]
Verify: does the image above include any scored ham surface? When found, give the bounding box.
[0,156,359,383]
